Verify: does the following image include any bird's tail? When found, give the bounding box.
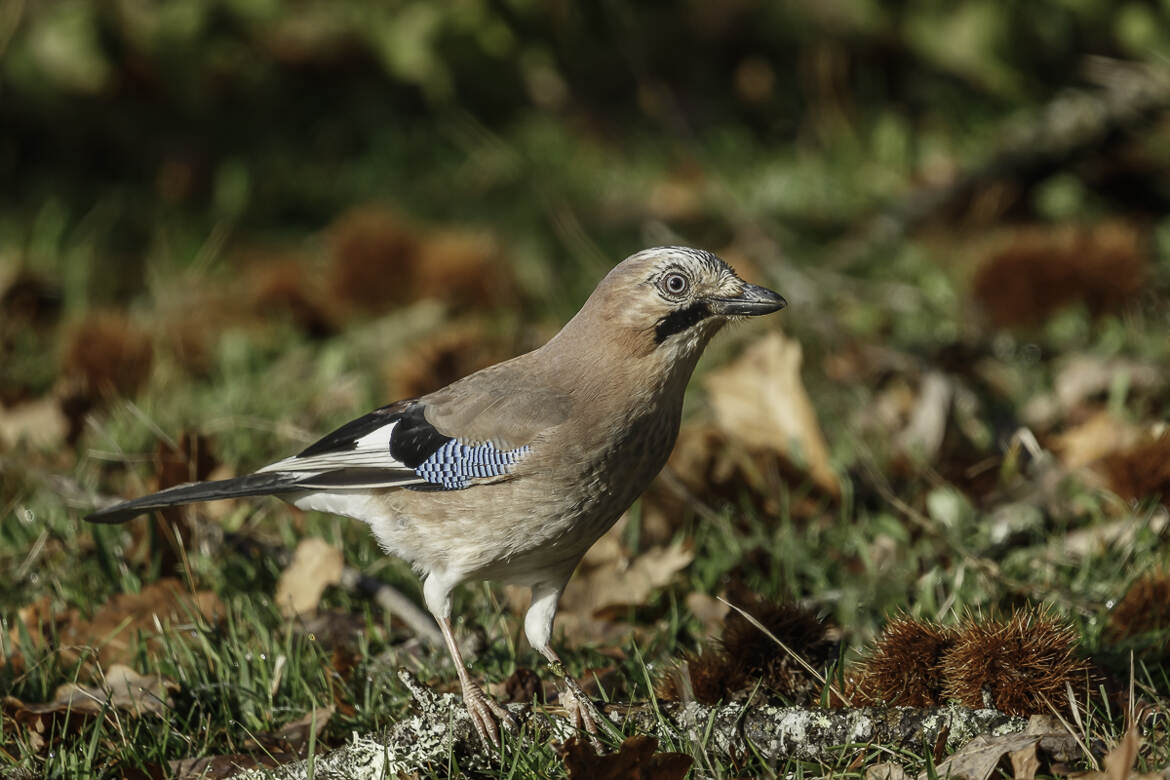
[85,472,306,524]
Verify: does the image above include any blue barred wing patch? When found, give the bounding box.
[414,439,530,489]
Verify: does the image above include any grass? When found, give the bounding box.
[3,96,1170,778]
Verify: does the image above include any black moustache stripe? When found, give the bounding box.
[655,301,712,343]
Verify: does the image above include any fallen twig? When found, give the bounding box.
[232,669,1095,779]
[826,57,1170,271]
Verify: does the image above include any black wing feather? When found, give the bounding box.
[387,404,451,468]
[86,472,307,524]
[296,402,408,458]
[292,400,452,470]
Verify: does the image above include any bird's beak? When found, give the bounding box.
[708,282,787,316]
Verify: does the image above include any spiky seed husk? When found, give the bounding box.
[655,648,740,705]
[940,607,1091,716]
[719,598,836,703]
[971,222,1146,328]
[853,615,956,707]
[1106,570,1170,657]
[1101,434,1170,509]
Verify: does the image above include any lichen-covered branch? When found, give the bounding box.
[233,669,1067,779]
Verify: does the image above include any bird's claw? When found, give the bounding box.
[463,687,518,750]
[559,677,606,753]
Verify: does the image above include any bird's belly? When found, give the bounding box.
[364,408,680,586]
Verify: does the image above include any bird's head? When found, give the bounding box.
[572,246,786,363]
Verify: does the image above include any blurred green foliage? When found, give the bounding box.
[4,2,1170,774]
[5,0,1170,261]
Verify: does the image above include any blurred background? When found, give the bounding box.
[3,0,1170,775]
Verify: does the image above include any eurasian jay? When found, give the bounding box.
[87,246,786,747]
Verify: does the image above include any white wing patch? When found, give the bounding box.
[290,490,386,520]
[257,420,410,474]
[253,411,528,493]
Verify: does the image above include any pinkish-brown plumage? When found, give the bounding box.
[86,246,785,748]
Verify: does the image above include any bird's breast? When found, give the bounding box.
[366,396,684,586]
[550,402,682,541]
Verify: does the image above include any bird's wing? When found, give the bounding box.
[87,361,573,523]
[258,401,419,475]
[259,374,571,491]
[422,361,573,448]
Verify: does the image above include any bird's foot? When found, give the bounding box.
[558,676,606,753]
[463,685,519,750]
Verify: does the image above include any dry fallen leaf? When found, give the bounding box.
[685,591,730,639]
[0,397,68,450]
[1070,725,1169,780]
[1010,742,1040,780]
[275,537,344,617]
[867,761,909,780]
[523,519,693,643]
[4,594,78,671]
[166,706,334,779]
[51,664,178,717]
[924,733,1043,780]
[560,540,693,617]
[3,665,177,753]
[1054,356,1162,416]
[1053,512,1170,560]
[644,420,827,531]
[60,578,223,668]
[243,705,334,753]
[560,734,692,780]
[704,331,839,497]
[1105,726,1139,780]
[1054,410,1141,470]
[3,694,95,753]
[1023,355,1162,430]
[169,754,279,779]
[489,667,547,704]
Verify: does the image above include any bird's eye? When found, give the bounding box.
[662,273,689,296]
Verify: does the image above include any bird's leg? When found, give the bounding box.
[426,573,517,749]
[437,615,518,749]
[525,581,609,750]
[537,644,607,752]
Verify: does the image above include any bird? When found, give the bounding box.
[86,246,786,748]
